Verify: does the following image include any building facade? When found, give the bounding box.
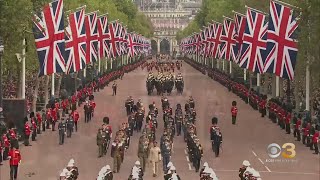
[134,0,202,54]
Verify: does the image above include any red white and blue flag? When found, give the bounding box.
[65,7,86,74]
[84,11,99,64]
[239,8,268,73]
[210,23,223,59]
[32,0,65,76]
[234,12,247,64]
[127,33,137,57]
[263,0,300,80]
[108,21,121,58]
[219,17,238,61]
[97,15,111,60]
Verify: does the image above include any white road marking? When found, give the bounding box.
[184,149,188,155]
[258,158,265,165]
[264,166,271,172]
[186,156,190,162]
[251,150,257,157]
[213,169,319,175]
[188,163,193,170]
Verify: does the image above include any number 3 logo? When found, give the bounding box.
[281,143,296,158]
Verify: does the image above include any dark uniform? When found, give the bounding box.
[112,82,117,96]
[66,117,74,138]
[84,102,91,123]
[58,120,66,145]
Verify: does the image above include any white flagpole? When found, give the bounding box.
[51,74,55,96]
[83,68,86,77]
[222,60,225,71]
[217,60,219,69]
[98,58,101,73]
[306,63,310,110]
[105,58,108,70]
[229,61,232,74]
[244,69,247,81]
[257,73,260,87]
[110,58,113,69]
[276,76,280,96]
[22,38,26,99]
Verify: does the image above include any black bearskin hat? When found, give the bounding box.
[212,117,218,125]
[232,101,237,106]
[103,117,109,124]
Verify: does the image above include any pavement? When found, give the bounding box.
[0,59,319,180]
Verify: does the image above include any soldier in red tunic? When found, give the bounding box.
[8,146,22,180]
[46,107,52,129]
[31,115,37,141]
[72,110,80,132]
[285,112,292,134]
[302,123,310,145]
[24,121,32,146]
[90,100,96,117]
[51,107,58,131]
[293,114,302,141]
[36,112,42,134]
[2,134,10,160]
[231,101,238,125]
[312,127,319,154]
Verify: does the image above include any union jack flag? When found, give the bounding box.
[97,15,111,60]
[127,33,137,57]
[239,8,268,73]
[65,7,86,74]
[263,1,300,80]
[84,12,99,64]
[108,21,121,58]
[219,18,238,61]
[210,23,223,59]
[194,34,201,55]
[200,28,209,57]
[32,0,65,76]
[234,12,247,63]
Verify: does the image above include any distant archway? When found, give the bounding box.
[160,38,170,54]
[151,40,157,55]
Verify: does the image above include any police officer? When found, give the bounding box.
[58,119,66,145]
[66,115,74,138]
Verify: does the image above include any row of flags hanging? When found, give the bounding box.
[179,0,300,80]
[32,0,151,77]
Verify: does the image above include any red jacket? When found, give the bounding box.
[312,132,319,143]
[25,123,31,136]
[285,113,291,124]
[51,108,58,121]
[303,124,310,136]
[2,135,10,148]
[231,106,238,116]
[55,102,60,109]
[72,111,79,122]
[90,101,96,109]
[46,108,52,120]
[31,119,37,130]
[36,113,42,123]
[8,149,21,166]
[295,119,301,129]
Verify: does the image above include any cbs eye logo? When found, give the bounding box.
[267,143,296,159]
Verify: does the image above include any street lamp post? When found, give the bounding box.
[0,37,5,123]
